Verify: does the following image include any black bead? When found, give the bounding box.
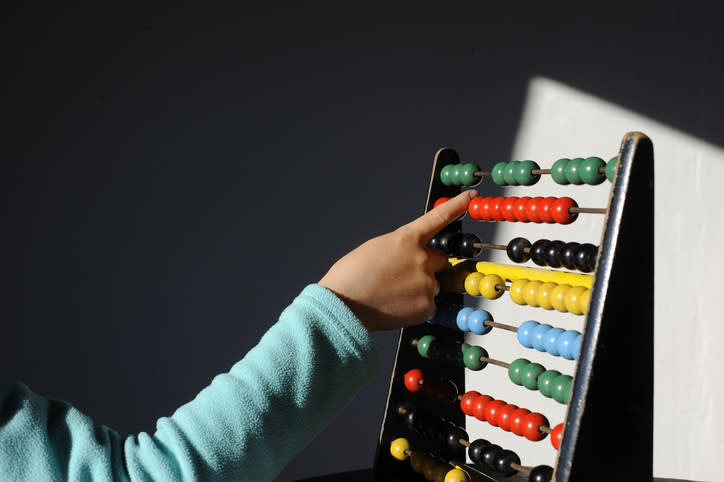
[437,231,460,256]
[529,464,554,482]
[458,233,482,258]
[506,237,531,263]
[559,242,580,270]
[575,243,598,272]
[446,426,468,454]
[400,405,416,428]
[530,239,549,266]
[468,438,490,465]
[544,240,565,268]
[481,443,502,470]
[494,449,521,476]
[416,412,435,437]
[427,234,441,250]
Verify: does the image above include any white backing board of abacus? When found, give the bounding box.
[464,76,723,482]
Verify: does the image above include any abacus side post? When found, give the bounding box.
[554,132,654,481]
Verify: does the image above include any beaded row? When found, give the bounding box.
[518,320,582,360]
[463,272,591,315]
[466,195,578,224]
[550,156,617,185]
[458,391,557,445]
[438,156,617,187]
[389,438,470,482]
[452,307,582,360]
[415,335,491,371]
[398,404,468,458]
[508,358,573,404]
[509,278,590,315]
[507,237,598,273]
[440,162,481,186]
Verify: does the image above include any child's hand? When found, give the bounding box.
[319,189,478,331]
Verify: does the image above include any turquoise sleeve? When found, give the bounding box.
[0,284,379,481]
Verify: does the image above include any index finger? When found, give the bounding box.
[406,189,478,238]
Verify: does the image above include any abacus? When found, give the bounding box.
[373,132,654,481]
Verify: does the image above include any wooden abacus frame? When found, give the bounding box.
[373,132,654,481]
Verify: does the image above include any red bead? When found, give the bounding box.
[484,399,507,427]
[501,197,519,222]
[539,196,557,223]
[522,412,549,441]
[497,403,519,432]
[404,369,424,393]
[468,196,484,220]
[472,394,493,421]
[525,197,545,223]
[551,423,564,450]
[509,407,531,436]
[460,390,481,416]
[489,196,506,221]
[513,196,531,222]
[551,197,578,224]
[434,197,450,209]
[479,197,494,221]
[422,377,457,405]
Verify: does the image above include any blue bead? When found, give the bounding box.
[455,306,475,331]
[456,307,474,332]
[557,330,581,360]
[532,323,552,352]
[468,309,493,335]
[517,320,539,348]
[543,327,565,356]
[570,332,582,360]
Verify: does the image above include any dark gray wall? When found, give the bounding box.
[2,3,722,481]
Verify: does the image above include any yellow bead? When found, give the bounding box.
[564,286,587,315]
[390,438,410,461]
[551,284,572,313]
[509,279,528,305]
[579,288,591,314]
[536,282,557,310]
[479,274,505,299]
[445,467,470,482]
[523,280,542,307]
[464,272,484,296]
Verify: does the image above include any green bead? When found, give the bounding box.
[579,157,606,185]
[551,158,570,184]
[461,342,470,352]
[417,335,435,359]
[491,162,508,185]
[508,358,530,386]
[552,374,573,404]
[514,160,540,186]
[503,161,520,186]
[606,156,618,182]
[521,362,546,390]
[463,345,489,371]
[451,164,463,185]
[564,157,584,185]
[459,163,479,186]
[440,165,454,186]
[537,369,561,398]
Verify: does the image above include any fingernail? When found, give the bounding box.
[467,189,479,199]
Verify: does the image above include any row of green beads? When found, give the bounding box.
[508,358,572,404]
[416,335,464,365]
[490,160,541,186]
[440,163,481,186]
[417,336,490,371]
[550,156,617,185]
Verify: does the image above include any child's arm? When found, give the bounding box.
[0,190,475,481]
